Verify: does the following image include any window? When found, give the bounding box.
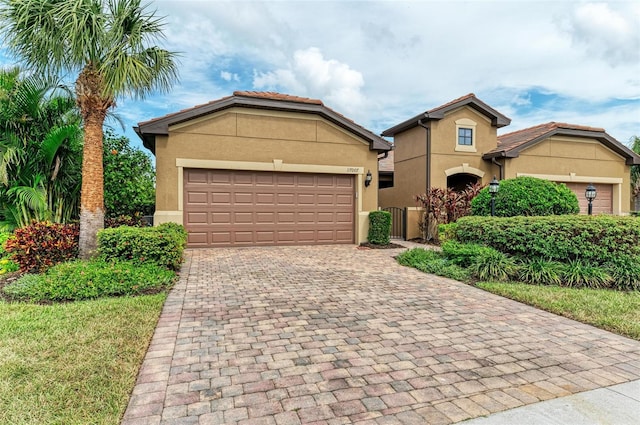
[458,128,473,146]
[455,118,477,152]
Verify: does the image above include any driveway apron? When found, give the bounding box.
[121,245,640,425]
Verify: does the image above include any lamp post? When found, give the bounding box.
[585,183,597,215]
[489,176,500,217]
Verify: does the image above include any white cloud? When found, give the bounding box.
[220,71,239,82]
[253,47,366,118]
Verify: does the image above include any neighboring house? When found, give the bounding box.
[379,93,640,217]
[135,91,391,248]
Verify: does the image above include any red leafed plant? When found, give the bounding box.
[415,183,483,242]
[4,221,79,273]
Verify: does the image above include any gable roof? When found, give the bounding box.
[381,93,511,137]
[484,122,640,165]
[135,91,391,154]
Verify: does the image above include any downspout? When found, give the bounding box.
[491,156,504,180]
[417,114,431,240]
[417,113,431,191]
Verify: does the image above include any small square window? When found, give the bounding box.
[458,128,473,146]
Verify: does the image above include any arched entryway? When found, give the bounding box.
[447,173,479,192]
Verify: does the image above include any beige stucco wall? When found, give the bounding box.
[154,107,380,243]
[379,106,500,209]
[503,136,632,214]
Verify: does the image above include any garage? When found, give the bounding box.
[135,91,391,247]
[184,169,355,247]
[564,182,613,215]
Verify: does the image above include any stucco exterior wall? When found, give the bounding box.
[379,106,500,209]
[154,107,380,243]
[503,136,632,214]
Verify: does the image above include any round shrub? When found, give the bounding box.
[471,176,579,217]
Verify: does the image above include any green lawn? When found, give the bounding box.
[477,282,640,340]
[0,294,166,425]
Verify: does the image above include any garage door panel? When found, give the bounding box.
[563,182,612,214]
[184,169,354,247]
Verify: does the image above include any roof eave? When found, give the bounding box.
[136,95,391,152]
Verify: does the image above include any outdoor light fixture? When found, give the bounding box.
[364,170,373,187]
[585,183,597,215]
[489,176,500,217]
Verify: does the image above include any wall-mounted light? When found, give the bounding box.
[364,170,373,187]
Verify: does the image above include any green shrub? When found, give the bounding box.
[518,258,563,286]
[368,211,392,245]
[4,221,79,273]
[97,224,187,270]
[605,255,640,291]
[441,240,496,268]
[468,249,518,281]
[560,260,611,289]
[471,176,579,217]
[454,215,640,263]
[2,260,175,302]
[396,248,471,282]
[104,212,149,228]
[438,223,458,245]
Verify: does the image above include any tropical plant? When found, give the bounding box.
[631,136,640,207]
[0,68,82,228]
[518,257,563,286]
[468,249,518,281]
[471,176,579,216]
[0,0,179,258]
[415,183,482,241]
[103,131,155,218]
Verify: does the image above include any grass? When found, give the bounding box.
[0,294,166,425]
[477,282,640,340]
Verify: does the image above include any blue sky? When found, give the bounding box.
[3,0,639,152]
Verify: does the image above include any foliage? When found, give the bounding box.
[471,176,579,217]
[0,294,165,423]
[453,215,640,263]
[518,258,563,286]
[605,255,640,291]
[441,240,496,268]
[396,247,471,282]
[477,282,640,340]
[560,259,611,289]
[0,68,81,228]
[4,221,79,273]
[103,131,155,218]
[104,212,150,228]
[97,224,187,270]
[415,183,482,241]
[468,249,518,282]
[3,260,175,302]
[437,223,458,245]
[0,0,179,258]
[368,210,391,245]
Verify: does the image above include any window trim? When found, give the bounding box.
[455,118,477,152]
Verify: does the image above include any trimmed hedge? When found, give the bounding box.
[97,223,187,270]
[368,211,391,245]
[454,215,640,263]
[471,176,579,216]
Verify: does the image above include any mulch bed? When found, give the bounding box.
[358,242,406,250]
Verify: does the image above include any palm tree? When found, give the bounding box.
[0,67,82,228]
[0,0,178,258]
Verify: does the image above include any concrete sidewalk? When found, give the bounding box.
[460,379,640,424]
[121,245,640,424]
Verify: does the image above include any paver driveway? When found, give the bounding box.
[122,245,640,425]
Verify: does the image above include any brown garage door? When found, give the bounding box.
[184,169,355,247]
[563,182,612,214]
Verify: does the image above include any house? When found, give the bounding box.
[135,91,391,248]
[379,94,640,226]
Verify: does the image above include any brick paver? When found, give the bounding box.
[121,244,640,424]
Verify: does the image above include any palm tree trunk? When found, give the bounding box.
[78,110,105,259]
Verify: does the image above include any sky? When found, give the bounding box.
[4,0,640,151]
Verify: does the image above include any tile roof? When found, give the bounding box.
[378,150,394,172]
[233,91,324,105]
[493,122,606,153]
[427,93,476,114]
